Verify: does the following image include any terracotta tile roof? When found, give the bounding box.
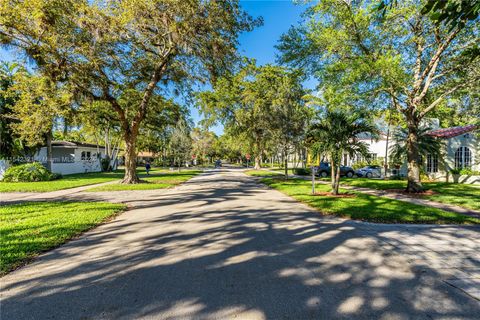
[427,124,478,139]
[137,151,156,157]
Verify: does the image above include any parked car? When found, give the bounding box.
[314,162,356,178]
[356,165,382,178]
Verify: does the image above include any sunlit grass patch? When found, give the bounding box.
[0,201,126,274]
[261,178,480,225]
[340,178,480,211]
[86,170,201,191]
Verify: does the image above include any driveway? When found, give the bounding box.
[1,169,479,319]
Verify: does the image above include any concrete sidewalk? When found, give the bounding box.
[1,169,479,319]
[0,180,120,205]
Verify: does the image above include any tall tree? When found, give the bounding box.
[262,66,311,178]
[0,62,20,159]
[198,60,274,169]
[6,69,72,170]
[169,120,192,171]
[191,128,217,165]
[278,0,479,192]
[198,62,311,171]
[1,0,259,183]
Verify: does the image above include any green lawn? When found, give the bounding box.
[244,169,284,177]
[340,178,480,211]
[260,177,480,225]
[0,167,201,193]
[0,170,125,192]
[86,170,201,191]
[0,201,126,274]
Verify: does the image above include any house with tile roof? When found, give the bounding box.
[424,124,479,183]
[312,123,479,183]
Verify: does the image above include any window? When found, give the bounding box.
[426,154,438,173]
[454,147,471,169]
[81,151,91,161]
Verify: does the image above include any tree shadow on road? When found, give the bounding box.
[1,172,479,319]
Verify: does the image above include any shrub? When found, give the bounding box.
[293,167,311,175]
[449,168,461,175]
[456,168,480,175]
[2,162,55,182]
[100,157,111,172]
[51,172,63,180]
[352,161,368,170]
[389,174,404,180]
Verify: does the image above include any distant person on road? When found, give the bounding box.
[145,161,151,175]
[215,160,222,168]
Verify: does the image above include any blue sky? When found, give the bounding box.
[0,0,313,135]
[197,0,314,134]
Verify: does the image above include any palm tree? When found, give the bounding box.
[308,109,379,195]
[389,127,443,189]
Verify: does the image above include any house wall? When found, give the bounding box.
[444,133,478,172]
[0,160,10,179]
[427,133,479,182]
[34,146,105,175]
[306,137,390,167]
[347,138,388,166]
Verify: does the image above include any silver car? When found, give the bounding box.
[356,165,382,178]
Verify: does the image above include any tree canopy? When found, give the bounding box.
[277,0,479,192]
[1,0,259,182]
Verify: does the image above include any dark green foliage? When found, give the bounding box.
[422,0,480,29]
[450,167,480,175]
[389,127,444,165]
[100,157,111,172]
[2,162,54,182]
[0,62,19,158]
[293,167,311,176]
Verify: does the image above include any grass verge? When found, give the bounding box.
[244,170,284,177]
[260,177,480,225]
[0,201,126,274]
[0,170,125,193]
[86,170,201,191]
[340,178,480,211]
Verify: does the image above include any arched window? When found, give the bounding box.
[426,154,438,173]
[454,147,471,169]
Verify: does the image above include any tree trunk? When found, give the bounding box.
[45,130,52,172]
[254,155,261,170]
[334,165,341,195]
[311,165,315,194]
[284,147,288,179]
[406,116,423,192]
[330,153,341,195]
[384,125,390,179]
[330,156,336,194]
[122,133,139,184]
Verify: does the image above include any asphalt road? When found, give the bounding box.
[1,169,479,319]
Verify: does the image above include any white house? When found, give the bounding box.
[346,124,479,182]
[347,132,389,166]
[34,141,106,175]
